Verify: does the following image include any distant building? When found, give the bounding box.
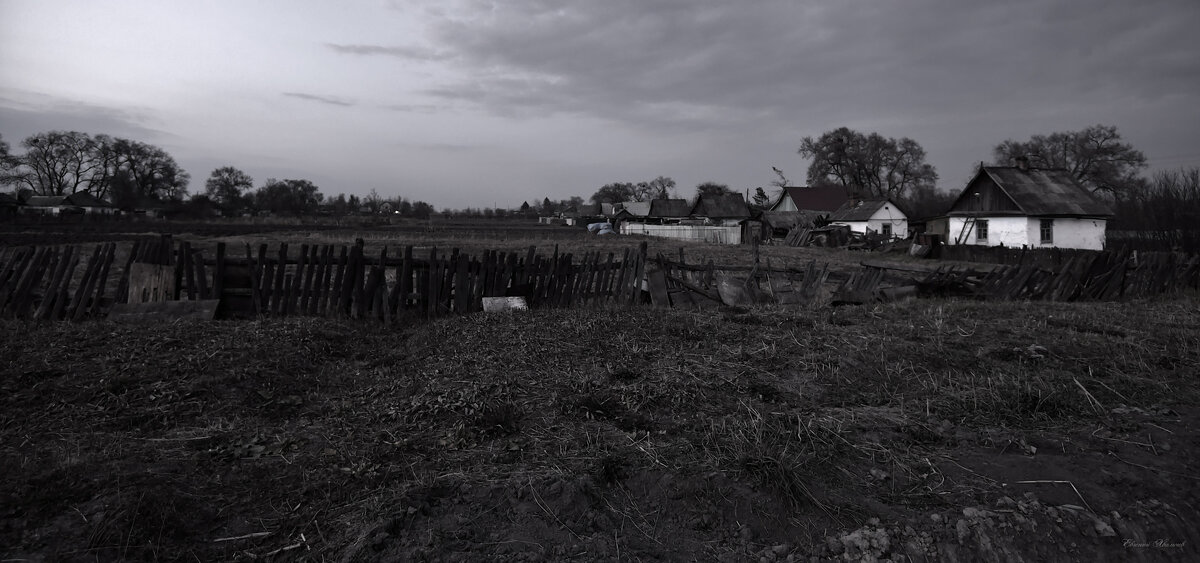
[829,199,908,239]
[690,193,751,226]
[944,159,1113,250]
[23,192,116,215]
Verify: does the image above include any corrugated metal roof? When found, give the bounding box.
[618,201,652,217]
[985,167,1113,216]
[829,199,904,222]
[691,193,750,218]
[775,186,848,212]
[649,199,691,218]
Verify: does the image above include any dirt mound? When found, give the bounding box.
[2,300,1197,561]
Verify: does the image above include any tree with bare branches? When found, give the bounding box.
[992,124,1147,196]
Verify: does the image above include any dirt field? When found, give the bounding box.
[2,220,1197,561]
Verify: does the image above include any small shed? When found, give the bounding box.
[691,193,751,226]
[829,199,908,239]
[648,199,691,222]
[758,210,822,238]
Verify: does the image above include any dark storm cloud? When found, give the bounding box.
[282,92,355,107]
[325,43,453,61]
[412,0,1200,132]
[0,90,167,143]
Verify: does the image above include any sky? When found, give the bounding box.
[2,0,1199,210]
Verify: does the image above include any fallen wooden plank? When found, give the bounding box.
[107,299,220,323]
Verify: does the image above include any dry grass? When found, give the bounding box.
[2,294,1197,560]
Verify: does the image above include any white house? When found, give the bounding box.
[23,193,116,215]
[829,199,908,239]
[945,160,1113,250]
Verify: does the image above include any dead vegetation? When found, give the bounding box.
[2,296,1198,561]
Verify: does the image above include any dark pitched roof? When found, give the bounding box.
[691,193,750,218]
[63,192,112,208]
[829,199,906,222]
[26,196,66,207]
[954,167,1114,217]
[774,186,848,213]
[649,199,691,218]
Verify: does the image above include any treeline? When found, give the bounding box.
[1110,168,1200,252]
[0,131,436,218]
[0,131,188,208]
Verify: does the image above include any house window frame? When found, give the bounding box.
[881,223,892,238]
[1040,218,1053,244]
[975,219,988,243]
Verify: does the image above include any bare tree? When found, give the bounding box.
[992,124,1147,196]
[799,127,937,200]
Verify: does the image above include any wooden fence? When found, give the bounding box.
[4,237,1199,321]
[0,236,653,321]
[917,249,1200,301]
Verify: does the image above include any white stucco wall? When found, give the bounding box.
[833,206,908,239]
[947,216,1028,246]
[1031,217,1107,250]
[946,216,1107,250]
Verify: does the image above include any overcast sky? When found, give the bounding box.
[2,0,1198,209]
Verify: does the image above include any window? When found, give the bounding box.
[881,223,892,238]
[975,219,988,242]
[1040,219,1053,244]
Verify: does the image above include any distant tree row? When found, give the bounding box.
[589,176,678,204]
[0,130,438,219]
[0,130,188,208]
[790,123,1149,220]
[199,167,436,218]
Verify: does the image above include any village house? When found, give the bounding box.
[616,196,745,244]
[940,158,1113,250]
[23,192,116,215]
[690,193,751,226]
[612,199,690,225]
[828,198,908,239]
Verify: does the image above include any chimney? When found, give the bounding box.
[1014,155,1030,171]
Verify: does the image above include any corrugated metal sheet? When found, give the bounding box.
[619,201,652,217]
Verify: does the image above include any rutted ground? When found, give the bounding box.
[2,299,1197,561]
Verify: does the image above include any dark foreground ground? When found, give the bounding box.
[2,299,1198,562]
